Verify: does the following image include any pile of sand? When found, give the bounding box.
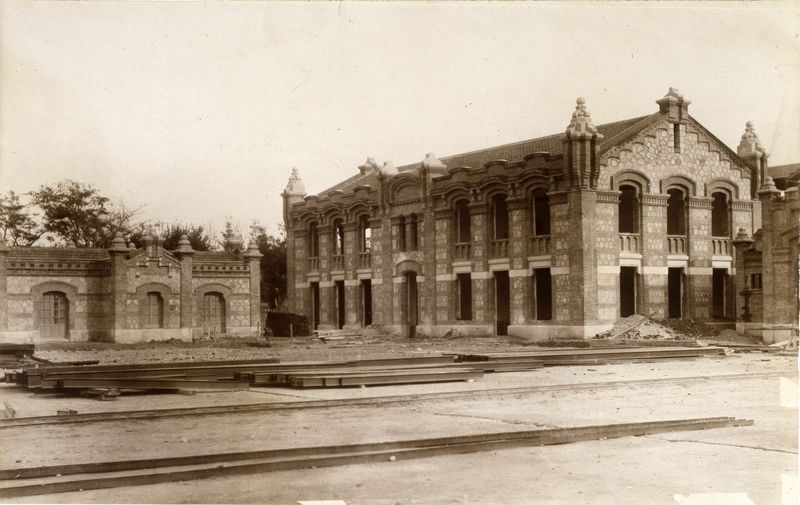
[595,315,698,340]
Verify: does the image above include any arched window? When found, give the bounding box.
[408,213,418,251]
[711,192,730,237]
[398,215,407,251]
[666,188,687,235]
[358,215,371,252]
[454,200,471,243]
[491,194,509,240]
[144,292,164,328]
[618,185,640,234]
[201,292,226,334]
[531,189,550,236]
[332,218,345,256]
[307,221,319,258]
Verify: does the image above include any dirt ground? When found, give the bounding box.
[0,337,796,505]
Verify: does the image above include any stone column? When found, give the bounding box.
[737,121,768,230]
[595,191,620,325]
[732,228,753,329]
[108,233,129,341]
[507,197,529,325]
[469,202,490,327]
[641,194,669,318]
[548,192,572,324]
[316,226,335,331]
[380,215,394,329]
[244,241,262,333]
[174,235,195,331]
[687,196,713,319]
[342,222,359,329]
[433,207,453,323]
[420,211,436,332]
[757,177,781,338]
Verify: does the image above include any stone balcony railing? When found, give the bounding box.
[619,233,640,254]
[358,252,372,269]
[331,254,344,271]
[489,239,509,259]
[667,235,687,255]
[307,256,319,272]
[712,237,731,256]
[453,242,471,261]
[528,235,551,256]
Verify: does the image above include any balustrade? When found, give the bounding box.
[331,254,344,271]
[618,233,640,254]
[489,239,509,259]
[453,242,471,261]
[711,237,731,256]
[358,252,372,269]
[528,235,551,256]
[307,256,319,272]
[667,235,687,255]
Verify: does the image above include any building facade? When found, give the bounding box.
[284,89,795,340]
[0,233,262,343]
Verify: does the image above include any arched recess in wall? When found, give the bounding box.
[610,169,651,193]
[194,283,233,334]
[136,282,172,329]
[389,173,421,204]
[660,174,698,197]
[482,186,510,242]
[30,281,79,339]
[522,180,550,237]
[706,178,740,200]
[395,259,422,277]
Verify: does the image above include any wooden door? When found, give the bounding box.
[38,292,68,340]
[202,293,226,334]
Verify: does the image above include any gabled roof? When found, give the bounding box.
[769,163,800,180]
[316,114,655,197]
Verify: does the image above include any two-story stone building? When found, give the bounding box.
[283,89,786,340]
[0,233,262,343]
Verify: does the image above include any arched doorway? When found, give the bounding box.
[201,292,226,334]
[405,272,418,338]
[38,291,69,340]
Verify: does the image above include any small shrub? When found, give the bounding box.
[265,312,310,337]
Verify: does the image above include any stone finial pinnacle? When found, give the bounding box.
[110,231,127,252]
[757,176,780,197]
[732,227,753,248]
[379,160,399,178]
[358,157,380,175]
[176,234,194,254]
[284,167,306,196]
[737,120,766,157]
[565,96,600,137]
[421,152,447,173]
[244,239,262,259]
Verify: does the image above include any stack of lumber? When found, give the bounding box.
[453,346,725,365]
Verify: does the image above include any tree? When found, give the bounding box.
[0,191,42,246]
[151,221,213,251]
[253,221,287,309]
[30,180,112,247]
[220,217,243,253]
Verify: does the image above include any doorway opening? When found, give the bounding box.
[361,279,373,326]
[620,267,637,317]
[712,268,728,319]
[335,280,345,329]
[405,272,418,337]
[667,268,683,318]
[494,271,510,335]
[533,268,552,320]
[310,282,320,330]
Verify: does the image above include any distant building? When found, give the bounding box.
[283,89,796,341]
[0,233,262,343]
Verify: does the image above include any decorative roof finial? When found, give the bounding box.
[379,160,399,177]
[737,121,766,157]
[284,167,306,196]
[565,97,599,136]
[358,157,380,175]
[176,234,195,254]
[110,232,127,252]
[421,152,447,173]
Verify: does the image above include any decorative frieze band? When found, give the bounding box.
[548,192,568,205]
[687,196,714,209]
[596,191,621,204]
[506,197,528,210]
[641,194,669,207]
[434,208,453,220]
[468,203,489,215]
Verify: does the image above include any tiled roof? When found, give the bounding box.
[316,114,655,197]
[6,248,109,260]
[769,163,800,180]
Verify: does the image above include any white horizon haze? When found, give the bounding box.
[1,1,798,239]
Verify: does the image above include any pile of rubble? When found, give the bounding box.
[594,315,705,341]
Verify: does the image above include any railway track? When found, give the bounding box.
[0,416,753,498]
[0,371,783,429]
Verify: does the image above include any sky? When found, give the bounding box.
[1,1,799,239]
